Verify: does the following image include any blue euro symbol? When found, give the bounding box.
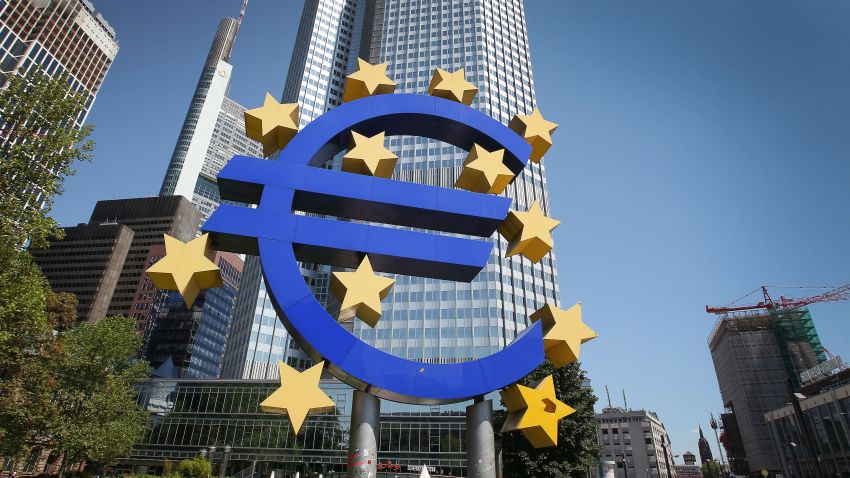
[204,94,545,404]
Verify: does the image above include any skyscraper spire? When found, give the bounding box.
[238,0,248,26]
[698,423,714,464]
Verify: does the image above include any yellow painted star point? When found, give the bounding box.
[145,234,222,308]
[244,92,300,157]
[500,375,575,448]
[342,131,398,178]
[428,68,477,105]
[330,256,395,327]
[497,201,560,263]
[455,144,515,194]
[259,361,335,434]
[530,303,596,368]
[509,108,558,163]
[343,59,396,102]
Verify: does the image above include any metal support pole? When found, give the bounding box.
[208,446,217,478]
[218,445,231,478]
[466,397,496,478]
[346,390,380,478]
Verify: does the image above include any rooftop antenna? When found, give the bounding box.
[605,385,612,408]
[622,389,628,411]
[238,0,249,25]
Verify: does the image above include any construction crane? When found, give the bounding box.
[706,283,850,315]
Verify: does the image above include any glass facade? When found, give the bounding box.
[159,18,263,225]
[225,0,560,382]
[144,253,243,379]
[123,379,470,476]
[766,382,850,478]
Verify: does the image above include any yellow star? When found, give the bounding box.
[244,92,300,157]
[509,108,558,163]
[146,234,222,308]
[500,375,575,448]
[259,361,335,434]
[455,144,515,194]
[342,131,398,178]
[428,68,478,105]
[330,256,395,327]
[343,59,396,103]
[530,303,597,368]
[497,201,560,263]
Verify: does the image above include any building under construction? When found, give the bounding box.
[708,306,825,476]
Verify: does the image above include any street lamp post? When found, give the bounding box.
[786,380,828,478]
[618,454,629,478]
[710,414,727,477]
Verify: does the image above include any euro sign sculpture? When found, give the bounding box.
[149,64,595,449]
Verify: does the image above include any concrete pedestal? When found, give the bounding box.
[466,398,496,478]
[346,390,380,478]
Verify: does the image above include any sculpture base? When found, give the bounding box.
[466,398,497,478]
[346,390,380,478]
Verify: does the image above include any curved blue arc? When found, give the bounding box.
[205,92,545,404]
[277,94,531,175]
[258,237,545,404]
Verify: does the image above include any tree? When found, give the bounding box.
[0,246,58,455]
[702,459,722,478]
[0,69,94,250]
[49,316,150,476]
[0,70,94,459]
[497,361,602,478]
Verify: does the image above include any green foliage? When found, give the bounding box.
[0,70,148,472]
[0,69,93,249]
[497,361,603,478]
[177,457,212,478]
[0,246,57,454]
[702,459,722,478]
[50,317,150,469]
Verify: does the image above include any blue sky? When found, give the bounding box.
[53,1,850,460]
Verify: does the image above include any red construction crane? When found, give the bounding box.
[706,283,850,315]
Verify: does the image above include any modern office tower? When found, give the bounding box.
[31,196,199,324]
[143,251,243,379]
[697,426,713,464]
[31,222,134,322]
[0,0,118,123]
[224,0,560,382]
[708,308,826,475]
[158,7,263,223]
[88,196,201,323]
[597,407,677,478]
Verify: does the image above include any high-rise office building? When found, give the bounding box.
[0,0,118,123]
[159,8,262,223]
[596,407,677,478]
[708,308,826,475]
[88,196,202,323]
[31,196,200,324]
[31,222,134,322]
[223,0,560,383]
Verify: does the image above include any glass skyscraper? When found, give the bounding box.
[223,0,560,383]
[159,15,263,223]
